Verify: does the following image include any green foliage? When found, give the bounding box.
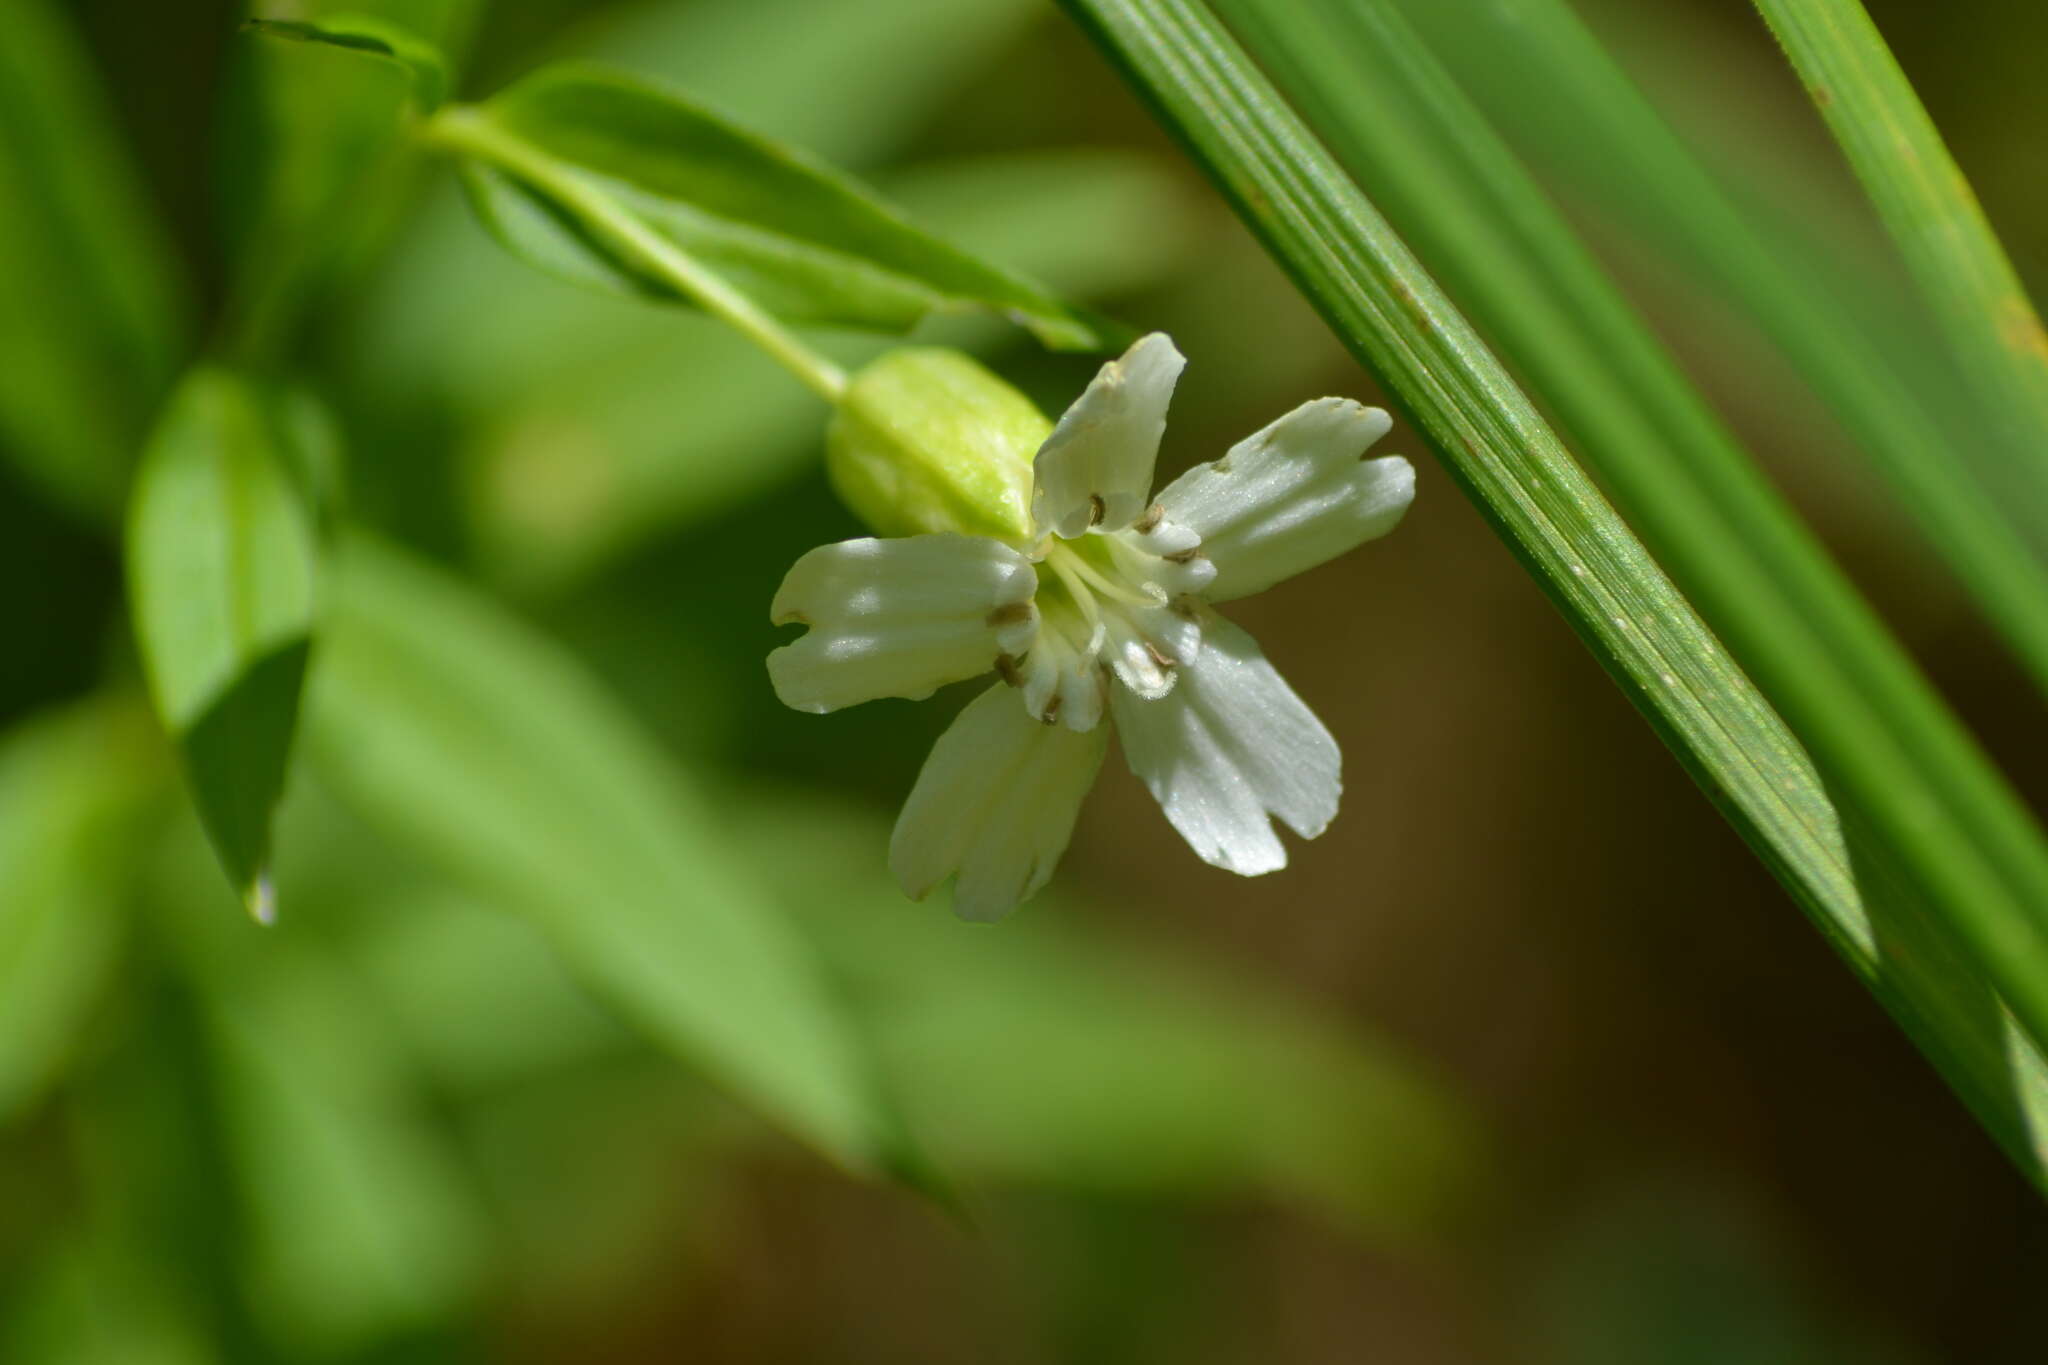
[1056,0,2048,1184]
[199,943,484,1353]
[220,1,477,360]
[1750,0,2048,532]
[245,14,449,112]
[1387,0,2048,696]
[304,534,906,1172]
[127,371,323,920]
[0,0,186,520]
[10,0,2048,1354]
[0,698,161,1122]
[428,66,1103,350]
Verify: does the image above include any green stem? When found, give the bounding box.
[420,104,848,403]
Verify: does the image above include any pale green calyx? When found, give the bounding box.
[825,349,1049,544]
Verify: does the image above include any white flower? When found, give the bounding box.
[769,334,1415,920]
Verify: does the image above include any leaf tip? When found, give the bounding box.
[246,870,278,927]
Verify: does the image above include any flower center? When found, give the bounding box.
[1008,522,1214,730]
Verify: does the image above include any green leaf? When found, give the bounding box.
[220,2,479,361]
[303,533,903,1172]
[745,789,1482,1239]
[199,944,484,1354]
[1209,0,2048,1178]
[1384,0,2048,699]
[0,0,187,520]
[1056,0,2048,1188]
[126,370,322,919]
[425,66,1102,351]
[1748,0,2048,539]
[245,13,448,111]
[0,698,162,1123]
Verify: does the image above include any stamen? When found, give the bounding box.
[1047,541,1160,610]
[1131,503,1164,534]
[1043,551,1106,633]
[995,653,1024,686]
[1087,494,1106,527]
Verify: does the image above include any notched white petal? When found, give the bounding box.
[1113,614,1339,875]
[889,682,1109,921]
[1156,398,1412,601]
[767,534,1037,713]
[1031,333,1186,540]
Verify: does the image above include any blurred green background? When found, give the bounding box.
[3,0,2047,1360]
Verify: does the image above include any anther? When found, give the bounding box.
[986,601,1035,628]
[1087,494,1106,527]
[995,654,1024,686]
[1040,691,1063,725]
[1162,546,1204,565]
[1144,642,1178,669]
[1131,503,1164,534]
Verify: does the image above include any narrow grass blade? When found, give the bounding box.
[1378,0,2048,700]
[128,372,323,921]
[1214,0,2048,1165]
[1749,0,2048,516]
[305,533,906,1174]
[1056,0,2048,1186]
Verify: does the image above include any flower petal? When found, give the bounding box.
[890,682,1109,921]
[1112,614,1339,875]
[1031,333,1185,539]
[1156,398,1411,601]
[768,534,1037,713]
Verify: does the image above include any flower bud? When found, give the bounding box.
[826,348,1048,545]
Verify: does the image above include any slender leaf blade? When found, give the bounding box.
[304,533,903,1173]
[432,66,1103,350]
[1749,0,2048,510]
[1204,0,2048,1184]
[127,371,321,919]
[1055,0,2048,1185]
[1386,0,2048,697]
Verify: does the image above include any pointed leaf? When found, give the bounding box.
[431,66,1103,350]
[126,371,322,917]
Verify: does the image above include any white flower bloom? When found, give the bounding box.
[769,333,1415,920]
